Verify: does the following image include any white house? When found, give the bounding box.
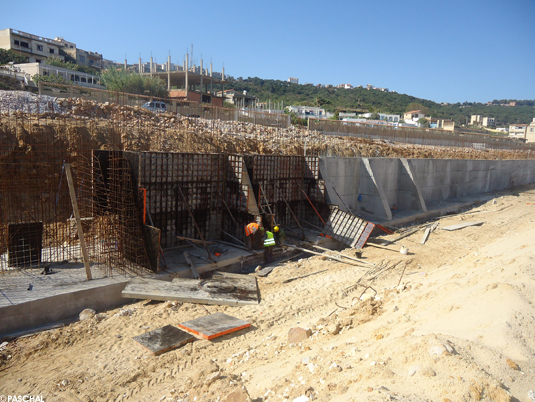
[403,110,425,122]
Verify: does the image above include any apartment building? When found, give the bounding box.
[525,118,535,143]
[54,37,102,71]
[0,28,64,63]
[0,28,102,72]
[508,124,528,139]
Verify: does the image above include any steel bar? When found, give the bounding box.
[177,185,214,262]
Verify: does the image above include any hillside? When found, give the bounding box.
[227,77,535,126]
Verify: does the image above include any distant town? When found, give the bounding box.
[1,27,534,142]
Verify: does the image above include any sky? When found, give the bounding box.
[1,0,534,104]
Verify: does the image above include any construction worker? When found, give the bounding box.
[245,221,262,250]
[273,226,286,246]
[263,228,276,263]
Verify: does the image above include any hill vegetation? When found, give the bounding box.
[226,77,535,126]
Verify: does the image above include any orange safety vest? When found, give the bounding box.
[245,222,260,236]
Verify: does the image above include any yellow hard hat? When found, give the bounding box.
[274,226,279,232]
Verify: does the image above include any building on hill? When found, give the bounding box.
[287,105,331,119]
[482,117,495,127]
[222,89,256,108]
[288,77,298,84]
[470,115,482,125]
[403,110,425,123]
[0,28,102,72]
[337,83,353,89]
[0,28,64,63]
[14,62,103,88]
[470,115,495,128]
[54,37,102,72]
[525,118,535,143]
[437,119,455,132]
[508,124,528,139]
[359,113,400,123]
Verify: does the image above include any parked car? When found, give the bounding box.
[142,101,167,113]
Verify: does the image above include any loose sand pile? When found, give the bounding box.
[1,186,534,401]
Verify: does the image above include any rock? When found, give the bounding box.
[429,344,448,356]
[528,390,535,402]
[115,309,134,317]
[329,363,342,372]
[421,367,436,377]
[506,358,520,370]
[326,323,341,335]
[292,397,309,402]
[221,386,252,402]
[95,313,107,322]
[301,356,310,365]
[204,371,221,386]
[487,385,512,402]
[61,379,69,386]
[288,327,311,344]
[79,309,96,321]
[408,366,419,376]
[306,363,316,373]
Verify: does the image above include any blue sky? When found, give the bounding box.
[1,0,534,103]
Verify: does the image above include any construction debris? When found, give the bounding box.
[121,272,259,306]
[441,221,485,231]
[132,325,194,355]
[178,312,251,340]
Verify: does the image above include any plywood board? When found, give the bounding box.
[441,221,485,231]
[122,273,259,306]
[132,325,194,355]
[178,312,251,340]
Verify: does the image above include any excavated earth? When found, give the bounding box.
[0,91,534,159]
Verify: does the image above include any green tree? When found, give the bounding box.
[101,68,168,97]
[0,49,27,65]
[44,57,98,75]
[406,102,430,115]
[418,117,429,127]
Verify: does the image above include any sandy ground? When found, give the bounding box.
[1,186,535,402]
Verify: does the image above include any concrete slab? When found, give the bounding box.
[132,325,194,355]
[179,312,251,340]
[121,272,259,306]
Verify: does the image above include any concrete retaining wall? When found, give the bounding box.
[0,281,128,337]
[320,157,535,221]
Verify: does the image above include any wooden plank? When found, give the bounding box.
[311,244,374,266]
[142,225,160,272]
[122,275,259,306]
[183,251,199,279]
[65,163,92,280]
[179,312,251,340]
[441,221,485,231]
[285,245,370,267]
[176,236,215,245]
[132,325,194,355]
[420,227,431,244]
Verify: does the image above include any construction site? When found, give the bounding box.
[0,88,535,402]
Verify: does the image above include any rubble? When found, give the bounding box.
[0,90,534,159]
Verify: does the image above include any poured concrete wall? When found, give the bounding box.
[0,281,128,337]
[320,157,535,221]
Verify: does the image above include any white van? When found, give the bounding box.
[142,101,167,113]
